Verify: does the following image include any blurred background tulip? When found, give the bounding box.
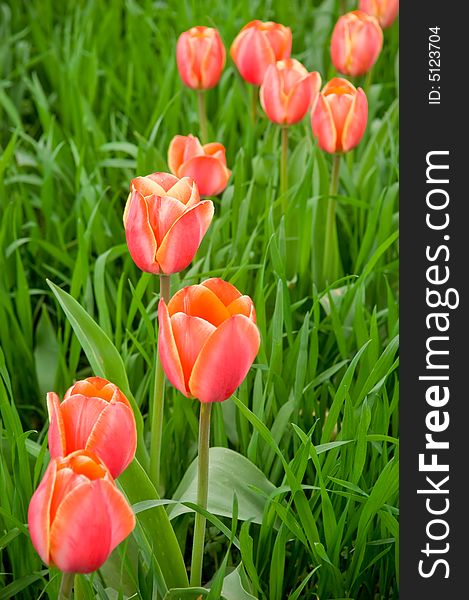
[359,0,399,28]
[124,172,214,275]
[158,278,260,404]
[47,376,136,479]
[176,26,225,90]
[311,77,368,154]
[176,26,226,143]
[331,10,383,77]
[28,451,135,574]
[168,134,231,196]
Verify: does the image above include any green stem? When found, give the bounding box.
[364,67,373,97]
[251,85,258,125]
[197,91,208,144]
[322,154,341,285]
[280,126,289,213]
[58,572,74,600]
[150,274,171,490]
[190,402,212,587]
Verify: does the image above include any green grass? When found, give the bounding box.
[0,0,399,598]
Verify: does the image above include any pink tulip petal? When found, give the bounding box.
[232,26,276,85]
[284,74,316,125]
[155,200,214,274]
[169,284,232,326]
[311,94,337,154]
[125,191,159,273]
[98,480,136,549]
[158,300,188,396]
[28,461,57,565]
[168,135,189,175]
[167,176,199,206]
[349,22,382,75]
[265,25,292,60]
[226,295,256,319]
[177,32,200,89]
[47,392,66,458]
[59,394,108,454]
[147,172,180,192]
[49,467,88,523]
[178,156,230,196]
[85,402,137,478]
[170,313,216,388]
[200,31,226,89]
[189,314,260,403]
[260,64,286,124]
[201,278,242,306]
[146,195,186,247]
[131,176,166,197]
[342,88,368,152]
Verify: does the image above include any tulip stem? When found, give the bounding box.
[190,402,212,588]
[58,572,74,600]
[150,274,171,491]
[323,154,341,286]
[280,126,289,211]
[197,91,209,144]
[251,85,258,124]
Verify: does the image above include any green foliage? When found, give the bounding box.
[0,0,399,598]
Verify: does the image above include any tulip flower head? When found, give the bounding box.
[168,134,231,196]
[124,172,214,274]
[311,78,368,154]
[230,20,292,85]
[330,10,383,77]
[158,278,260,403]
[260,58,321,125]
[47,376,137,479]
[176,26,226,90]
[28,451,135,573]
[359,0,399,28]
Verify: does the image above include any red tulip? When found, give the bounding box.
[124,172,214,274]
[176,26,226,90]
[28,451,135,573]
[47,376,136,479]
[230,20,292,85]
[359,0,399,28]
[331,11,383,77]
[311,78,368,154]
[168,134,231,196]
[260,59,321,125]
[158,278,260,403]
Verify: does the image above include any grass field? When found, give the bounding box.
[0,0,399,598]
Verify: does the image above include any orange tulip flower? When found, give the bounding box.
[124,172,214,274]
[158,278,260,403]
[230,20,292,85]
[28,451,135,573]
[47,376,136,479]
[176,26,226,90]
[168,134,231,196]
[311,78,368,154]
[331,11,383,77]
[359,0,399,28]
[260,59,321,125]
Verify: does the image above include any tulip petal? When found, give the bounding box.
[131,176,166,197]
[171,313,216,388]
[265,25,292,60]
[203,143,227,165]
[200,31,226,89]
[284,74,316,125]
[125,191,159,273]
[168,135,189,175]
[189,314,260,403]
[178,156,230,196]
[98,479,136,549]
[146,195,187,247]
[201,278,241,306]
[47,392,66,458]
[227,295,256,319]
[158,300,188,396]
[232,26,276,85]
[60,394,108,454]
[155,200,214,274]
[168,176,200,206]
[169,284,232,326]
[28,461,57,565]
[260,64,286,124]
[342,88,368,152]
[311,94,337,153]
[177,32,200,89]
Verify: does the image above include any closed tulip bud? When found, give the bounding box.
[28,451,135,573]
[176,26,226,90]
[158,278,260,403]
[168,134,231,196]
[331,11,383,77]
[47,376,137,479]
[260,59,321,125]
[311,78,368,153]
[359,0,399,28]
[124,172,214,275]
[230,20,292,85]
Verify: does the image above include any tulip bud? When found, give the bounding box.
[158,278,260,403]
[331,10,383,77]
[359,0,399,29]
[230,20,292,85]
[124,172,214,275]
[28,451,135,573]
[260,59,321,125]
[176,26,226,90]
[168,134,231,196]
[311,78,368,154]
[47,376,137,479]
